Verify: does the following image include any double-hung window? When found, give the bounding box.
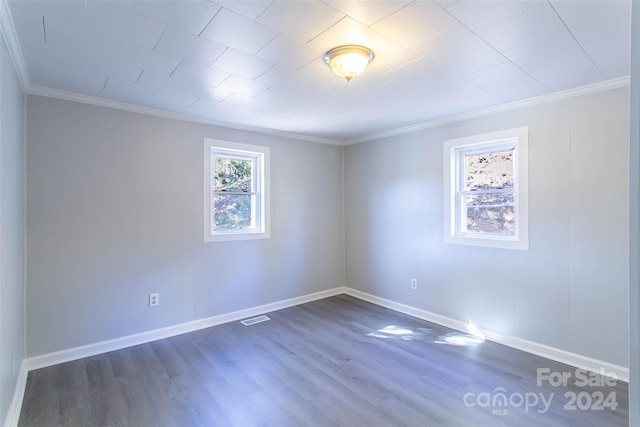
[443,127,529,250]
[204,139,270,242]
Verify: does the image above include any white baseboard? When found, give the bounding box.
[11,285,628,427]
[25,286,347,371]
[344,288,629,382]
[3,360,28,427]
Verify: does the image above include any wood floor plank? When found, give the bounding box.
[18,295,628,426]
[57,361,90,426]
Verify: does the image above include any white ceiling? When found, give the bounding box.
[4,0,631,143]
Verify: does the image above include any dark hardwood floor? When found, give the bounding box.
[19,294,628,426]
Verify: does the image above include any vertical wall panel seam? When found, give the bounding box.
[342,145,346,289]
[628,1,639,424]
[22,92,26,361]
[0,27,4,423]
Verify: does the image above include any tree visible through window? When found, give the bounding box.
[204,139,270,242]
[444,127,529,250]
[213,156,254,230]
[463,149,515,234]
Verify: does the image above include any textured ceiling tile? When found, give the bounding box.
[463,62,529,87]
[501,31,582,68]
[550,0,630,79]
[123,82,157,104]
[253,87,305,109]
[478,2,568,52]
[188,98,234,117]
[9,5,45,43]
[216,75,269,97]
[372,58,463,94]
[521,52,605,92]
[439,44,507,77]
[424,83,508,117]
[155,27,226,67]
[135,71,191,95]
[409,24,486,64]
[257,0,345,41]
[589,30,631,79]
[171,61,230,88]
[24,58,74,87]
[182,83,232,102]
[81,57,142,85]
[371,1,458,46]
[8,0,86,27]
[102,77,132,102]
[221,93,260,108]
[214,0,273,20]
[148,91,199,112]
[200,8,280,55]
[116,42,182,76]
[482,73,551,102]
[129,0,221,35]
[45,17,121,63]
[84,1,166,49]
[405,63,471,95]
[255,34,324,71]
[323,0,411,27]
[255,65,339,98]
[210,48,275,80]
[444,0,529,32]
[19,38,83,74]
[60,70,111,98]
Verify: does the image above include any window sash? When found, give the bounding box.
[453,140,518,238]
[209,148,263,235]
[458,189,516,235]
[443,127,528,250]
[204,139,270,243]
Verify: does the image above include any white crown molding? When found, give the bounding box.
[344,288,629,382]
[25,84,342,146]
[25,75,632,148]
[345,76,632,145]
[0,0,29,91]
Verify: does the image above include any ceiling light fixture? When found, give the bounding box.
[323,45,374,82]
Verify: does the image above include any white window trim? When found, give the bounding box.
[204,138,270,243]
[443,127,529,250]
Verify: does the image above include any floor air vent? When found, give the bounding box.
[241,315,270,326]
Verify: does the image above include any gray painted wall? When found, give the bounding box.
[0,32,25,425]
[345,87,629,367]
[26,96,344,357]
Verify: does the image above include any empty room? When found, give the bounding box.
[1,0,639,426]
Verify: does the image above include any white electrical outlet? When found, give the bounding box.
[411,278,417,289]
[149,293,159,307]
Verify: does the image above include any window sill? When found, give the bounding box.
[444,233,529,250]
[205,230,271,243]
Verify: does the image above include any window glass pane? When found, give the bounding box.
[213,194,254,230]
[213,157,253,192]
[465,149,514,191]
[465,192,515,234]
